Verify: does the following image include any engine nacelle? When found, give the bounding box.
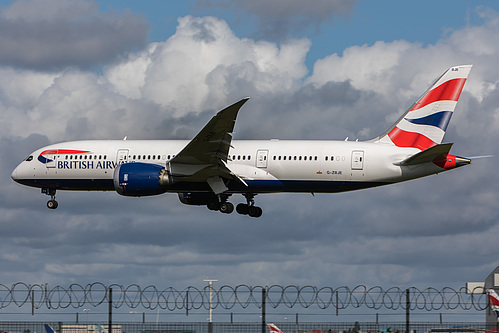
[113,162,174,196]
[178,192,217,206]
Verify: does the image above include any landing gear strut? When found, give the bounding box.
[42,188,58,209]
[236,193,262,218]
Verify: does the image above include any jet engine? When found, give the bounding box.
[113,162,174,196]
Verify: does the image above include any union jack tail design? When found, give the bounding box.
[488,289,499,320]
[44,325,55,333]
[268,324,284,333]
[379,65,472,150]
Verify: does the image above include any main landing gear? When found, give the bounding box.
[207,193,263,218]
[236,193,263,218]
[42,188,58,209]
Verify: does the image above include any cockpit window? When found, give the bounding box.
[25,155,33,162]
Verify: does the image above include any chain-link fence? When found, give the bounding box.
[0,321,494,333]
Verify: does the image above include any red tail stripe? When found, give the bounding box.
[410,78,467,112]
[388,127,437,150]
[490,295,499,307]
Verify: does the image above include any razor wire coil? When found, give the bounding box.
[0,283,489,312]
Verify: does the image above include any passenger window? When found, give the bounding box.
[248,155,251,161]
[283,156,286,160]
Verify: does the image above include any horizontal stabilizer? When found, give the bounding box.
[395,143,453,166]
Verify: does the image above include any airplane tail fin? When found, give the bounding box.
[268,324,284,333]
[44,325,55,333]
[96,324,108,333]
[378,65,472,150]
[488,289,499,319]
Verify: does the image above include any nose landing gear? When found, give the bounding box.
[42,188,58,209]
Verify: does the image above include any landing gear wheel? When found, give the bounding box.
[47,199,58,210]
[207,197,221,211]
[220,202,234,214]
[239,193,263,218]
[42,188,58,209]
[236,203,249,215]
[248,205,263,218]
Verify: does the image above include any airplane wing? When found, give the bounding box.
[168,98,250,194]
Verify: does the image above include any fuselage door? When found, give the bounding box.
[116,149,129,165]
[351,151,364,170]
[46,153,57,168]
[256,150,269,168]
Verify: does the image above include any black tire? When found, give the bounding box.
[248,206,262,218]
[236,203,249,215]
[220,202,234,214]
[47,200,58,209]
[207,198,220,211]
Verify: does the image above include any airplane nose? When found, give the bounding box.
[11,166,18,182]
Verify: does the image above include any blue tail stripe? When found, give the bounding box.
[405,111,453,131]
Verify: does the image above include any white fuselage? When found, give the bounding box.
[12,139,444,194]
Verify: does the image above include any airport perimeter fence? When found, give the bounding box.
[0,283,492,328]
[0,321,495,333]
[0,283,489,312]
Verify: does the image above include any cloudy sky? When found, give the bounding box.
[2,0,499,321]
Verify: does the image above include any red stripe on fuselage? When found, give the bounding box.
[410,78,466,111]
[388,127,437,150]
[40,149,91,155]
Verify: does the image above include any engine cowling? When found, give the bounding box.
[178,192,217,206]
[113,162,173,196]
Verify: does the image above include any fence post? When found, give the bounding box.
[406,289,410,333]
[109,287,113,333]
[262,288,266,333]
[186,289,189,317]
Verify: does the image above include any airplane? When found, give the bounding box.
[12,65,473,218]
[267,324,284,333]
